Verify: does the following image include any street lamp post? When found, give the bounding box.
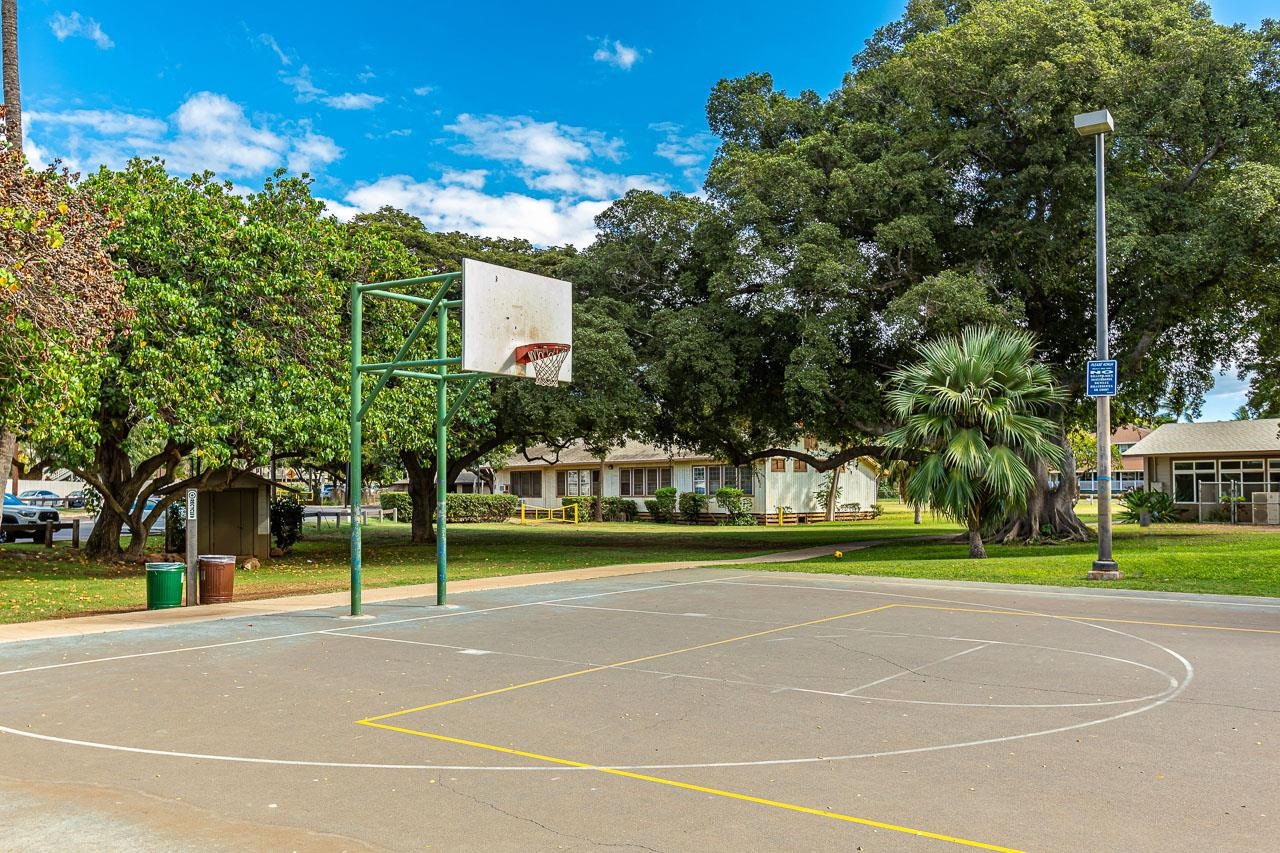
[1075,109,1121,580]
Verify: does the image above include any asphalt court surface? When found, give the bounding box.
[1,568,1277,851]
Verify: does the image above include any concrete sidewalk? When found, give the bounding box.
[0,536,925,644]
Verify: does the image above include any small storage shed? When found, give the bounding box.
[194,469,287,560]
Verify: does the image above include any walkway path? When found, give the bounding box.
[0,536,946,644]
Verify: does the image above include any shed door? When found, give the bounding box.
[209,490,256,556]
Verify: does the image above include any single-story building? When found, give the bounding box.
[1077,426,1152,495]
[495,440,879,520]
[192,468,298,559]
[1123,419,1280,522]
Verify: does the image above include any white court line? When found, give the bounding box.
[727,574,1280,610]
[842,644,989,695]
[0,574,752,678]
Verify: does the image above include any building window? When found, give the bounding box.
[619,467,672,497]
[699,464,755,496]
[1219,459,1266,500]
[770,457,786,472]
[1173,460,1216,503]
[1270,459,1280,490]
[792,459,808,473]
[556,469,599,497]
[509,471,542,498]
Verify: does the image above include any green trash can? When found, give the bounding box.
[145,562,185,610]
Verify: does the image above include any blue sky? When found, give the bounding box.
[16,0,1270,417]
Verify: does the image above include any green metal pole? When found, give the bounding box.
[436,302,449,605]
[349,283,363,616]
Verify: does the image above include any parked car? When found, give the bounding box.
[65,490,86,509]
[19,489,61,503]
[2,493,60,542]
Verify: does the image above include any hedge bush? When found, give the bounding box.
[561,495,596,520]
[644,486,678,522]
[270,495,305,551]
[604,496,638,521]
[715,487,756,525]
[678,491,708,523]
[447,493,520,522]
[379,491,412,523]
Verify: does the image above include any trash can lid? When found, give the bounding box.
[145,562,185,571]
[197,554,236,561]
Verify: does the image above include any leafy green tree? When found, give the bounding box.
[0,148,125,494]
[886,327,1064,557]
[1066,428,1123,475]
[638,0,1279,540]
[38,160,407,559]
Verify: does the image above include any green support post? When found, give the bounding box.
[436,301,449,605]
[349,270,463,616]
[349,283,363,617]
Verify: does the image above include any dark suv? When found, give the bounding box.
[2,494,60,542]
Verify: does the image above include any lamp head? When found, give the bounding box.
[1074,109,1115,137]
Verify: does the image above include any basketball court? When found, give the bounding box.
[2,567,1276,851]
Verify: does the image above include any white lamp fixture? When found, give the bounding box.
[1074,109,1114,137]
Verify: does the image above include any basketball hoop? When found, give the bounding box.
[514,343,571,387]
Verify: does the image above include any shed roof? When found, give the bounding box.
[1122,419,1280,457]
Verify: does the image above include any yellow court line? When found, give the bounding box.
[361,604,899,723]
[357,720,1025,853]
[898,604,1280,635]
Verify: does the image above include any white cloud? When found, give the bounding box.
[49,11,114,49]
[441,169,487,189]
[343,175,610,247]
[258,33,291,66]
[413,86,434,96]
[24,92,342,180]
[357,68,377,82]
[592,39,641,70]
[318,197,364,221]
[281,65,324,102]
[441,113,663,202]
[650,121,715,187]
[323,92,385,110]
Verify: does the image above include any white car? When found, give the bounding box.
[2,493,60,542]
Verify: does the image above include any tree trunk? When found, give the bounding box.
[967,509,986,558]
[913,504,922,525]
[0,432,15,495]
[991,430,1093,544]
[401,450,436,544]
[825,470,839,522]
[1,0,21,148]
[594,455,605,522]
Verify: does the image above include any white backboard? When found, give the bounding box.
[462,258,573,382]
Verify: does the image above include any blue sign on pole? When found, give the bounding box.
[1086,360,1118,397]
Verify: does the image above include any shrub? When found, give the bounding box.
[379,491,413,523]
[165,502,186,552]
[600,496,637,521]
[644,498,660,519]
[561,495,597,520]
[838,502,862,512]
[678,491,708,523]
[870,503,884,517]
[270,495,305,551]
[715,487,756,525]
[447,493,520,523]
[652,487,678,522]
[1118,490,1178,524]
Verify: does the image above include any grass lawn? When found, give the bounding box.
[0,507,957,624]
[3,503,1277,624]
[754,514,1280,598]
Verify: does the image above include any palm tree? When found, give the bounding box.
[885,326,1064,558]
[1,0,18,146]
[0,0,19,494]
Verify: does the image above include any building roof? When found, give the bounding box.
[504,440,714,468]
[1123,419,1280,457]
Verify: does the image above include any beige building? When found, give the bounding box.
[496,440,879,518]
[1123,419,1280,521]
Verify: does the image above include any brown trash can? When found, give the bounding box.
[198,554,237,604]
